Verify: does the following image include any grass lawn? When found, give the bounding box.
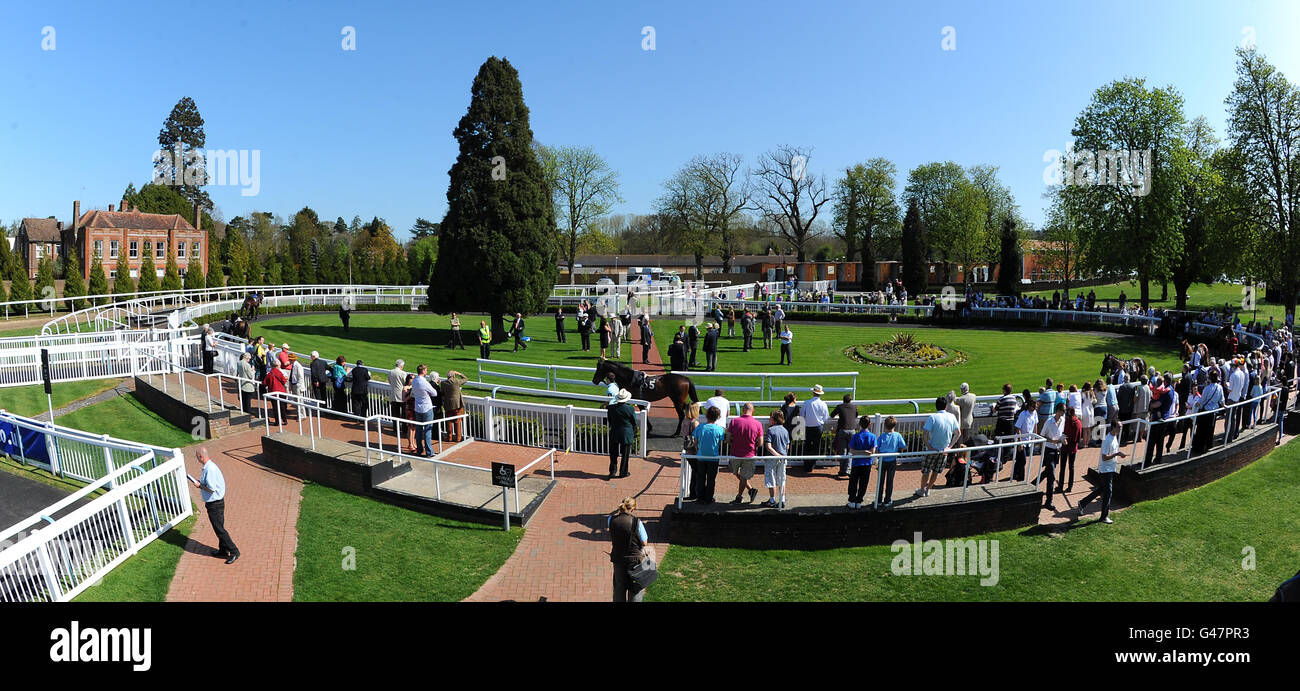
[0,324,44,338]
[56,393,200,450]
[650,436,1300,602]
[247,313,1186,412]
[293,482,521,601]
[1029,280,1286,323]
[73,515,195,602]
[4,378,121,418]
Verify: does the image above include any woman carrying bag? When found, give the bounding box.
[607,496,656,602]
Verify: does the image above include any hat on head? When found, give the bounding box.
[811,384,824,395]
[616,388,632,403]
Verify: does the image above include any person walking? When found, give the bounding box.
[727,306,736,338]
[762,409,790,508]
[778,324,794,365]
[554,307,567,343]
[607,497,651,602]
[448,313,465,349]
[309,351,329,404]
[190,448,239,564]
[237,352,258,419]
[692,405,726,504]
[846,415,876,509]
[800,384,831,464]
[440,370,467,443]
[639,315,653,365]
[478,321,492,361]
[606,389,638,479]
[339,302,351,332]
[687,322,700,368]
[348,360,371,419]
[1057,404,1083,493]
[512,313,528,352]
[873,415,906,508]
[1079,419,1126,523]
[1038,403,1067,511]
[703,322,719,371]
[725,402,764,504]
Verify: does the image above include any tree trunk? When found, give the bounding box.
[567,227,578,280]
[491,313,506,345]
[1160,281,1168,301]
[1139,274,1150,311]
[695,253,704,282]
[860,235,875,291]
[1173,276,1191,311]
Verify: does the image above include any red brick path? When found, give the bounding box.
[166,430,303,602]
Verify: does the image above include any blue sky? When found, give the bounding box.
[2,0,1297,240]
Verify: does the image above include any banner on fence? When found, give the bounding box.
[0,421,50,463]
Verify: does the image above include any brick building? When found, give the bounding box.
[72,200,207,281]
[16,217,66,278]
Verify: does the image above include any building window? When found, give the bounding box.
[129,269,138,278]
[156,241,165,260]
[177,243,186,259]
[192,241,201,259]
[129,241,138,259]
[110,241,119,258]
[109,270,116,279]
[35,244,44,259]
[94,240,103,258]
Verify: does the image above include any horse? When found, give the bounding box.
[1101,353,1147,382]
[241,294,262,321]
[593,357,698,437]
[1180,339,1194,362]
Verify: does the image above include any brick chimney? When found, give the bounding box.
[72,200,80,228]
[109,204,114,212]
[193,202,201,231]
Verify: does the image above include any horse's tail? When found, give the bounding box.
[687,378,698,403]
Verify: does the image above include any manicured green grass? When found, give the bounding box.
[293,482,521,601]
[653,322,1184,403]
[1030,280,1286,322]
[3,378,121,418]
[57,394,199,450]
[649,437,1300,602]
[0,324,44,338]
[73,515,195,602]
[248,313,1186,411]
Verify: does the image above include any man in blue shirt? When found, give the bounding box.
[846,416,876,509]
[189,448,239,564]
[874,416,907,508]
[918,397,960,497]
[691,406,727,504]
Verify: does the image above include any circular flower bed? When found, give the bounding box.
[844,332,967,368]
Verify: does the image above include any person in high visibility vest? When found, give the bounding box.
[478,321,492,360]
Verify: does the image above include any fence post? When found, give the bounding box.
[566,405,575,452]
[33,536,66,602]
[485,400,497,442]
[44,424,62,477]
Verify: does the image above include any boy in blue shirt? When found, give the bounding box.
[691,405,727,504]
[847,416,877,509]
[873,415,907,509]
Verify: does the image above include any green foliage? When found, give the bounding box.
[901,199,927,294]
[33,256,55,305]
[225,224,250,286]
[63,250,86,311]
[184,260,205,290]
[124,183,215,230]
[161,248,183,291]
[7,260,33,301]
[87,254,109,304]
[112,252,135,296]
[409,235,437,284]
[156,97,210,211]
[137,245,159,293]
[429,57,558,332]
[833,158,900,289]
[206,232,224,288]
[996,216,1021,295]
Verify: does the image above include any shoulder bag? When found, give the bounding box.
[628,518,659,590]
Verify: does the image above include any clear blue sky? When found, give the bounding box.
[2,0,1297,241]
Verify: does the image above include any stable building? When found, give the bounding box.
[16,217,67,278]
[71,200,207,281]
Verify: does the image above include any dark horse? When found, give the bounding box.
[1101,353,1148,381]
[218,313,250,340]
[593,358,698,437]
[241,293,262,321]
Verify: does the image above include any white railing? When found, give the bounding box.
[0,329,191,389]
[1133,384,1283,469]
[672,370,860,401]
[0,410,190,602]
[462,394,648,457]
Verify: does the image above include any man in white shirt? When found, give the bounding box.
[917,396,960,496]
[1038,403,1067,511]
[1226,359,1247,442]
[388,359,408,433]
[1079,419,1126,523]
[410,365,437,457]
[704,389,731,428]
[799,384,832,466]
[1013,399,1038,481]
[189,448,239,564]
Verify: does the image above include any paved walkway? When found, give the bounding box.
[165,429,303,602]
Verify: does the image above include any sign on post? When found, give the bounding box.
[40,348,52,395]
[493,462,516,531]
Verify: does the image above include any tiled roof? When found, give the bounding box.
[20,218,62,242]
[79,210,195,231]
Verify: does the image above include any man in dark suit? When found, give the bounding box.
[309,351,330,403]
[512,313,528,351]
[668,335,687,372]
[554,307,566,343]
[687,323,700,368]
[639,315,654,364]
[740,309,755,352]
[606,388,638,478]
[577,310,591,351]
[760,307,774,349]
[703,322,719,371]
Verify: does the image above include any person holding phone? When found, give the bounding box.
[189,448,240,564]
[1079,418,1127,524]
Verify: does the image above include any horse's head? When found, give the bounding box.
[591,358,608,385]
[1101,354,1114,376]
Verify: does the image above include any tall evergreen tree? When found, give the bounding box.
[34,256,55,308]
[184,260,206,291]
[88,254,109,305]
[428,57,558,339]
[162,248,183,291]
[996,216,1021,295]
[7,256,33,302]
[112,252,135,297]
[157,97,211,211]
[63,250,86,311]
[226,226,250,287]
[137,245,160,293]
[206,237,224,290]
[901,199,928,295]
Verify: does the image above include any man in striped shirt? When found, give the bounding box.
[994,383,1019,439]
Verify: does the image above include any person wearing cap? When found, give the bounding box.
[702,322,719,371]
[606,389,638,479]
[277,344,291,369]
[799,385,831,465]
[955,383,977,444]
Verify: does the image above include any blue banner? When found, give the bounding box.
[0,421,50,464]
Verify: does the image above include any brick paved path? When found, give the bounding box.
[166,429,303,602]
